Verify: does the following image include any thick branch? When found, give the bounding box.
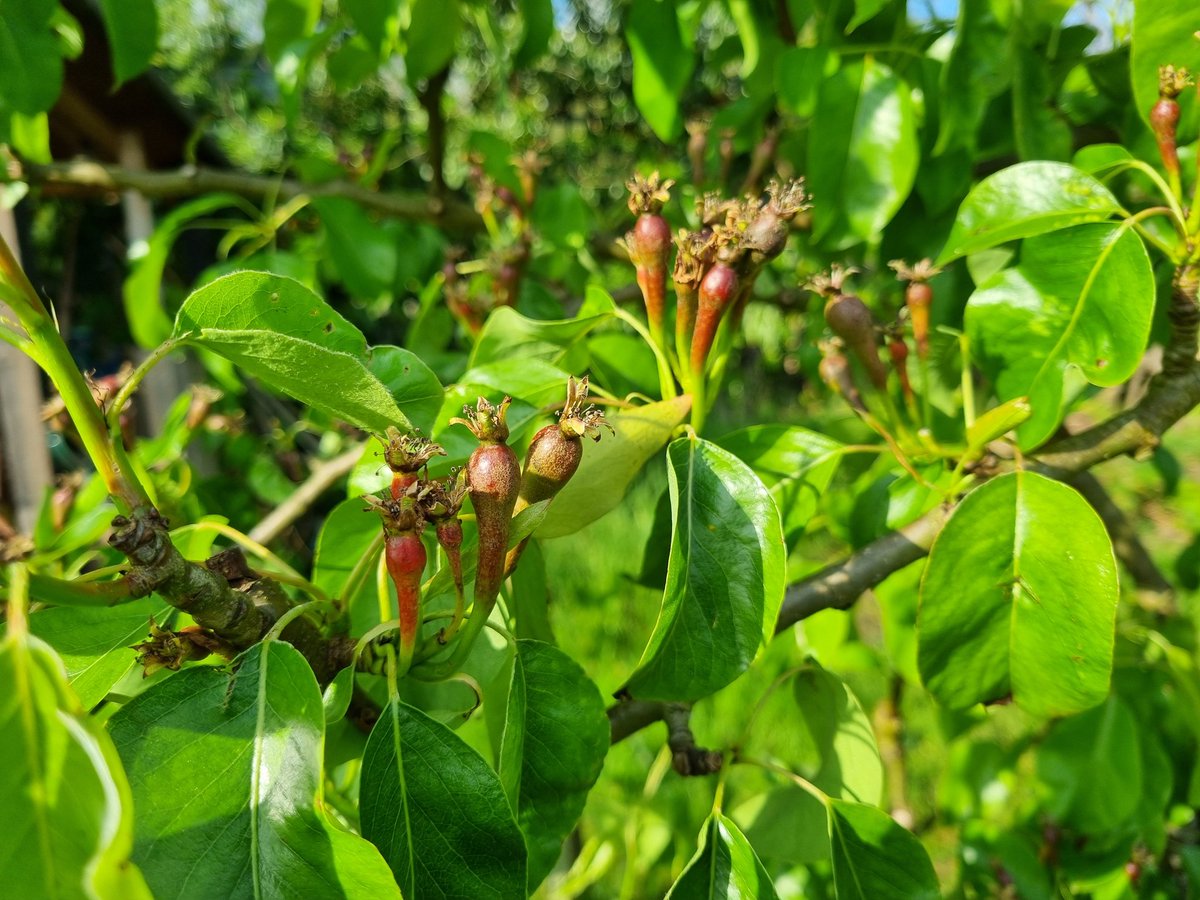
[13,159,484,233]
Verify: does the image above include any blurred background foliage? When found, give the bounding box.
[12,0,1200,896]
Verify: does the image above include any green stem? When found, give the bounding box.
[0,233,149,513]
[613,306,677,400]
[106,338,180,435]
[959,332,976,428]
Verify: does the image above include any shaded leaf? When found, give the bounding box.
[827,799,940,899]
[404,0,459,82]
[500,641,609,888]
[263,0,322,62]
[667,813,779,899]
[98,0,157,85]
[918,470,1118,718]
[360,699,526,898]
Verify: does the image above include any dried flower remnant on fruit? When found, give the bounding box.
[673,229,715,363]
[380,427,446,500]
[744,178,810,266]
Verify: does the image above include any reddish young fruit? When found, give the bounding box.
[452,397,521,610]
[506,377,609,574]
[809,266,888,390]
[887,330,914,403]
[419,469,468,642]
[690,228,742,375]
[744,179,810,268]
[889,258,940,359]
[818,340,864,411]
[621,172,674,347]
[1152,66,1190,182]
[366,494,426,672]
[672,229,715,368]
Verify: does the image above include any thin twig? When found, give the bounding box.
[247,445,363,546]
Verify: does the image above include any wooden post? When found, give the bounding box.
[0,208,54,533]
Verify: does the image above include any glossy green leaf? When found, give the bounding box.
[470,306,613,369]
[626,0,694,141]
[27,598,166,708]
[937,162,1122,263]
[1131,0,1200,130]
[809,57,917,246]
[1071,143,1135,176]
[827,799,940,899]
[173,273,406,432]
[536,395,691,539]
[360,698,527,899]
[918,470,1118,718]
[365,344,444,435]
[623,435,786,702]
[667,813,779,899]
[404,0,459,82]
[125,194,245,348]
[515,0,554,68]
[500,640,609,888]
[0,0,63,115]
[0,629,151,898]
[1036,697,1142,833]
[964,223,1153,447]
[715,425,844,542]
[109,641,399,899]
[263,0,321,62]
[98,0,157,85]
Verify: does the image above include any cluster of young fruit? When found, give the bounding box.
[362,377,607,678]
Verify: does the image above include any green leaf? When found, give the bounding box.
[918,470,1118,718]
[173,272,407,432]
[360,698,527,899]
[313,495,381,632]
[809,57,917,246]
[263,0,322,63]
[776,47,829,118]
[964,223,1154,447]
[623,435,786,702]
[938,162,1122,263]
[404,0,459,82]
[0,0,63,115]
[173,270,367,353]
[715,425,844,542]
[536,395,692,539]
[500,640,609,888]
[727,0,760,76]
[98,0,157,85]
[1012,43,1071,162]
[0,629,151,898]
[1131,0,1200,131]
[470,306,613,369]
[514,0,554,68]
[846,0,890,33]
[626,0,695,141]
[343,0,401,55]
[365,344,444,435]
[827,799,940,900]
[667,813,780,899]
[934,0,1009,155]
[109,641,399,899]
[964,397,1032,455]
[125,194,245,348]
[1036,697,1142,834]
[313,197,399,298]
[27,598,167,708]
